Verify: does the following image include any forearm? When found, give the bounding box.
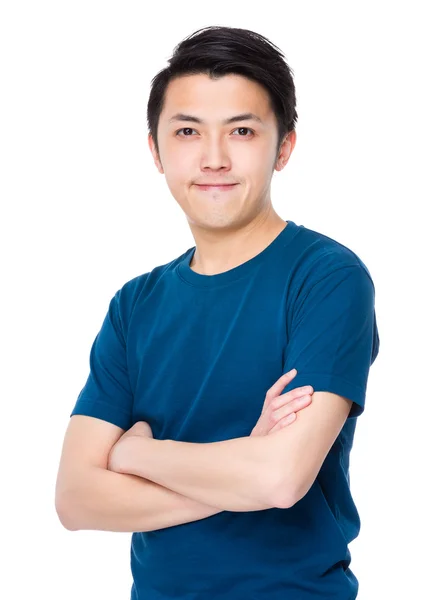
[58,466,224,533]
[117,435,277,512]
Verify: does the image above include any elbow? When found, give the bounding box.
[256,456,294,509]
[272,475,314,509]
[269,466,300,509]
[259,466,295,509]
[55,493,80,531]
[271,483,297,509]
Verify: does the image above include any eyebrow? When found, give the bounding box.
[167,112,264,125]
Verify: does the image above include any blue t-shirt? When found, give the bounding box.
[71,219,380,599]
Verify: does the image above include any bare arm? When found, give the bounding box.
[56,416,272,532]
[58,466,224,532]
[57,371,309,530]
[110,433,278,512]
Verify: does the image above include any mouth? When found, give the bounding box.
[195,183,239,191]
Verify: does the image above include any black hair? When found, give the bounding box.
[147,25,298,159]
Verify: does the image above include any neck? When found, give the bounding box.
[188,209,287,276]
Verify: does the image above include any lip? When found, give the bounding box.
[195,183,238,191]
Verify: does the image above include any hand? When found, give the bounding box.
[250,369,313,437]
[108,421,153,473]
[121,421,154,440]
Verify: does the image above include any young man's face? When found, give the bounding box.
[149,73,295,231]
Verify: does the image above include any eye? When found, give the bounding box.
[175,127,255,137]
[232,127,255,137]
[175,127,197,137]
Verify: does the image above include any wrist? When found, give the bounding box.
[113,435,155,476]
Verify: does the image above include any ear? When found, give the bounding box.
[148,133,164,174]
[274,130,297,172]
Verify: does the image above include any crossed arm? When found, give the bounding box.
[109,391,353,512]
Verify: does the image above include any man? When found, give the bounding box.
[55,26,379,599]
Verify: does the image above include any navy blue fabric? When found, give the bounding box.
[71,220,380,599]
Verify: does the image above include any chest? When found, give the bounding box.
[126,282,292,442]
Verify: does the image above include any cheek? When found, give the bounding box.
[234,143,273,173]
[239,156,271,188]
[166,149,193,182]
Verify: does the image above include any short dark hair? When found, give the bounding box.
[147,26,298,159]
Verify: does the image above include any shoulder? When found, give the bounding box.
[288,222,375,293]
[111,247,193,333]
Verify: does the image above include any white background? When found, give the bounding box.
[1,1,429,598]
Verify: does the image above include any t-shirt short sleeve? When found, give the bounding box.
[70,290,134,430]
[282,263,380,418]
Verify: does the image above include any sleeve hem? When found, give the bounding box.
[70,398,133,430]
[283,372,365,418]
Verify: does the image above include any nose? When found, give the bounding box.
[200,137,232,171]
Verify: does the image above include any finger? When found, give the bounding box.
[272,387,314,410]
[268,412,297,434]
[264,369,297,409]
[272,394,312,420]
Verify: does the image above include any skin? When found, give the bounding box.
[148,73,297,275]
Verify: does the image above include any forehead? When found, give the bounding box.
[160,73,274,124]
